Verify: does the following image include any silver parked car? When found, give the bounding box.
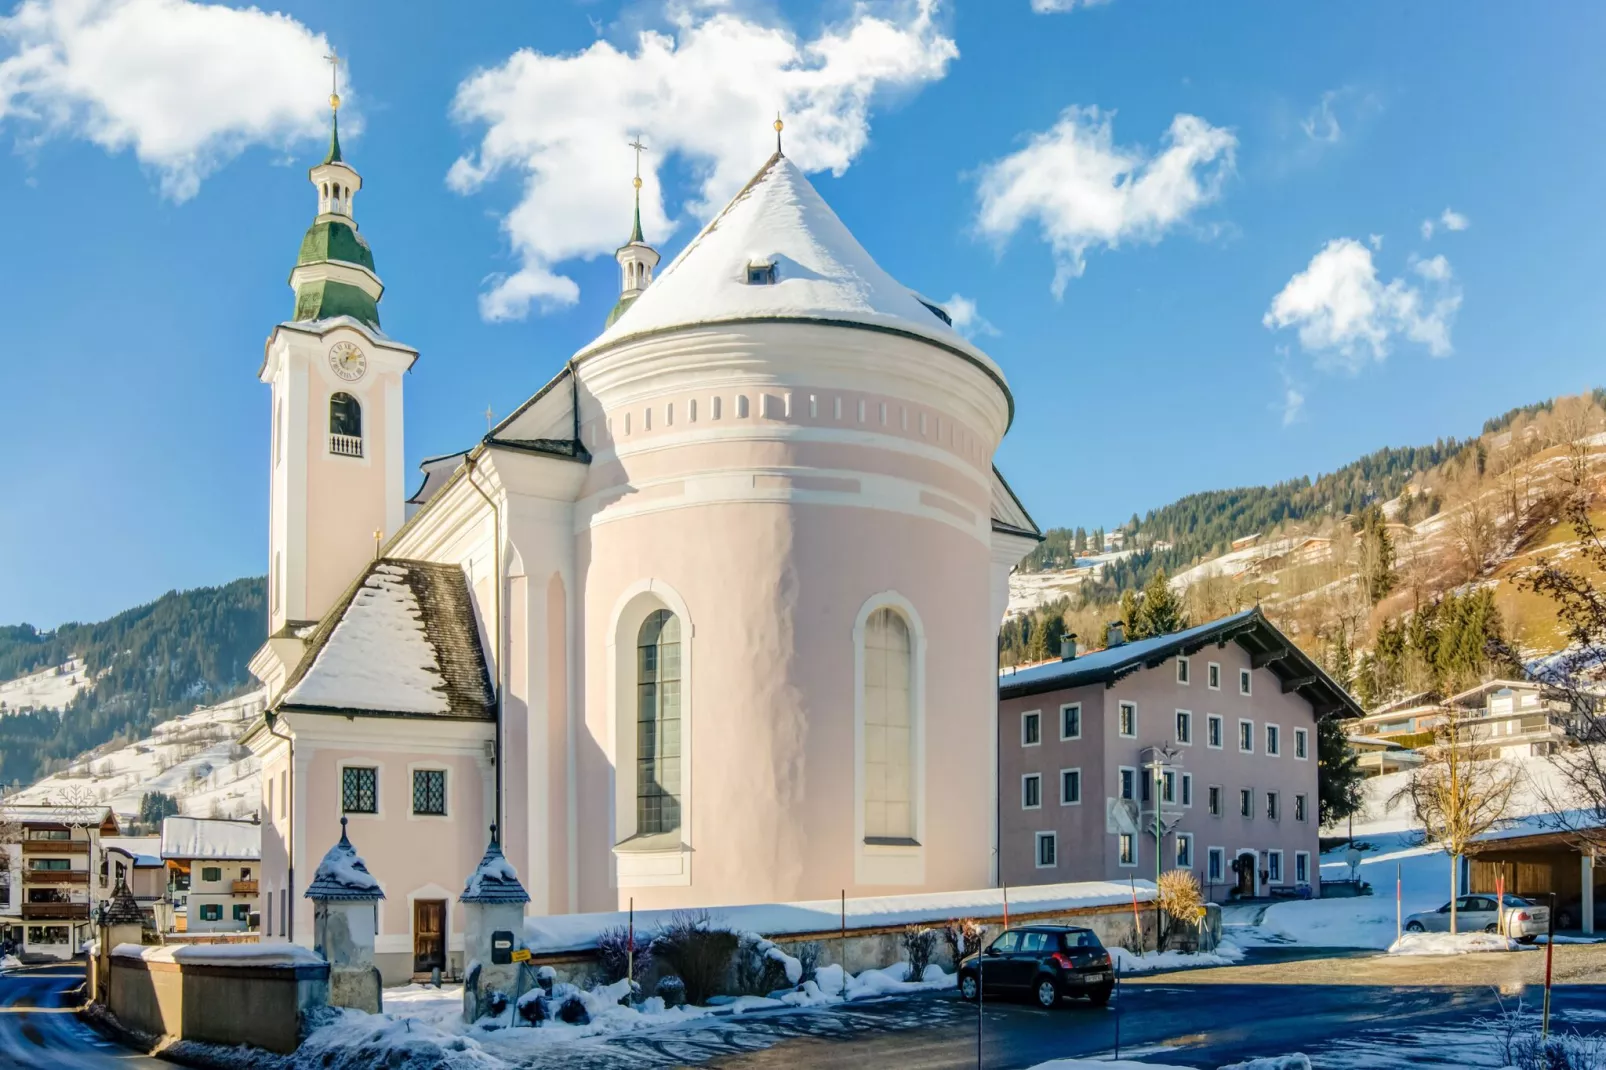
[1403,894,1550,941]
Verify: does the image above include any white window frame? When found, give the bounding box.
[1207,714,1223,750]
[1035,831,1058,869]
[1268,849,1284,884]
[1060,703,1082,741]
[1181,772,1194,808]
[1060,767,1082,806]
[1295,793,1308,822]
[1176,656,1191,685]
[1207,661,1221,691]
[1240,668,1252,695]
[1207,846,1225,883]
[1208,784,1222,816]
[1239,787,1254,818]
[1118,832,1137,867]
[1175,709,1193,746]
[1021,773,1042,811]
[1118,766,1137,801]
[1266,723,1281,757]
[1294,727,1309,760]
[1295,850,1311,884]
[1118,701,1137,739]
[1176,832,1194,868]
[1266,790,1280,820]
[1238,718,1255,754]
[1021,710,1042,747]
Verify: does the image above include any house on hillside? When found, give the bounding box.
[1346,735,1424,778]
[997,609,1362,902]
[1444,679,1593,758]
[161,817,260,933]
[0,804,117,960]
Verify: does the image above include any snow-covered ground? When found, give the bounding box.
[1110,944,1245,972]
[4,689,265,824]
[0,656,92,714]
[1386,931,1526,956]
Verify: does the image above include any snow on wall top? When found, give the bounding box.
[113,942,324,968]
[160,816,260,861]
[285,563,450,715]
[524,879,1154,954]
[580,153,1005,387]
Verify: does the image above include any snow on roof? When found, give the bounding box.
[160,817,260,861]
[104,837,164,867]
[460,835,530,904]
[1001,609,1261,695]
[0,803,114,826]
[580,153,1006,389]
[524,879,1154,954]
[305,818,384,901]
[281,559,493,720]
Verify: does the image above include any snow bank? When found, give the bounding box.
[1387,931,1524,956]
[524,879,1154,953]
[1217,1058,1312,1070]
[1109,943,1245,972]
[112,942,323,967]
[1030,1057,1310,1070]
[0,955,21,971]
[298,1008,503,1070]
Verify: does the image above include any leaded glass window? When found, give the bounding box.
[342,766,377,814]
[636,609,682,836]
[863,607,913,841]
[413,769,446,816]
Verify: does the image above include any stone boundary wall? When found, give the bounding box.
[105,950,328,1054]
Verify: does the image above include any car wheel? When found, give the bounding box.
[1557,911,1574,929]
[1086,983,1113,1008]
[1406,921,1425,933]
[1034,977,1060,1009]
[959,974,979,1002]
[1484,924,1499,934]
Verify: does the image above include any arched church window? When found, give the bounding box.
[863,607,913,841]
[636,609,682,836]
[330,392,361,437]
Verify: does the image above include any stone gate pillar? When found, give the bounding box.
[305,817,385,1013]
[460,826,531,1023]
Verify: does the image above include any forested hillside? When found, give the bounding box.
[0,577,265,787]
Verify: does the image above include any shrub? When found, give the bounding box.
[943,918,985,963]
[793,942,821,985]
[596,924,653,985]
[900,925,938,982]
[1157,869,1207,950]
[735,934,792,995]
[652,910,738,1005]
[655,975,686,1008]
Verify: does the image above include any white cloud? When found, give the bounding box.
[1263,237,1462,370]
[1279,383,1305,426]
[1421,206,1470,241]
[449,1,957,321]
[1030,0,1113,12]
[1300,90,1342,143]
[0,0,339,201]
[974,106,1236,297]
[941,292,997,338]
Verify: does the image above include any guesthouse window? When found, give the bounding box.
[201,866,221,883]
[341,766,378,814]
[200,904,222,922]
[863,607,914,842]
[637,609,684,836]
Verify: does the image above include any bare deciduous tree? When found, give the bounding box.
[1393,718,1520,933]
[1451,495,1499,579]
[0,806,20,883]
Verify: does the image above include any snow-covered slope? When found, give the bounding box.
[4,690,265,824]
[0,656,93,714]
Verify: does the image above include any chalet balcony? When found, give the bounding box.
[23,870,90,885]
[21,902,90,920]
[232,879,259,896]
[21,840,85,855]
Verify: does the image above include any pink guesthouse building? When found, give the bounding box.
[243,112,1043,982]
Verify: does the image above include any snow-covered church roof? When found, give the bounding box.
[579,152,1007,391]
[280,558,494,720]
[305,818,385,901]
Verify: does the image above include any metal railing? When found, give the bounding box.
[330,433,363,457]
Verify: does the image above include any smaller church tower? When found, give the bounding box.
[253,56,418,700]
[605,138,660,327]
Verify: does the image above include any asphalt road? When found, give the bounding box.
[0,962,163,1069]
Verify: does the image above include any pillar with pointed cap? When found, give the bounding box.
[606,138,660,328]
[305,816,385,1012]
[460,824,531,1022]
[91,877,146,1005]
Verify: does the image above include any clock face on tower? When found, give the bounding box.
[328,341,367,382]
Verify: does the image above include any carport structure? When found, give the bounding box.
[1466,828,1601,934]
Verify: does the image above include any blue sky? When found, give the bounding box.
[2,0,1603,627]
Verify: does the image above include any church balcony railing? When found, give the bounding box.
[330,433,363,458]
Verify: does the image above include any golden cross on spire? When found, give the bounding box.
[324,47,342,111]
[628,136,646,190]
[774,112,784,155]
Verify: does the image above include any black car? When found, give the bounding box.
[957,925,1114,1009]
[1556,894,1606,931]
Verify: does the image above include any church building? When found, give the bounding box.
[243,102,1041,983]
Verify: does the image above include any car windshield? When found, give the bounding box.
[1063,931,1102,950]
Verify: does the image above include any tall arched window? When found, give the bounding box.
[863,607,913,841]
[636,609,682,835]
[330,393,361,434]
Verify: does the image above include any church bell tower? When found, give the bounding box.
[254,57,418,696]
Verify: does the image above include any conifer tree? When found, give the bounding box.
[1132,569,1187,639]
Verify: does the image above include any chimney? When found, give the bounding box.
[1061,634,1078,662]
[1106,621,1125,648]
